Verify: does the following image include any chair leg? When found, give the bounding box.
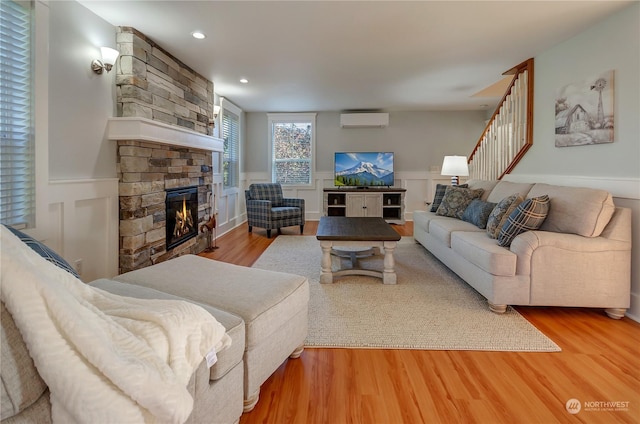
[248,225,252,233]
[266,229,271,238]
[300,225,304,234]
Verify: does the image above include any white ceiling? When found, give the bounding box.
[78,0,632,113]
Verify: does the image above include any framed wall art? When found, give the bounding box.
[554,69,614,147]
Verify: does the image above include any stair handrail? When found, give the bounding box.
[468,58,534,180]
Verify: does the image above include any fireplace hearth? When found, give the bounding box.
[166,186,199,250]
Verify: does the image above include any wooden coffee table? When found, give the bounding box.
[316,216,401,284]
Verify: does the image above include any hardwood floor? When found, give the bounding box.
[200,222,640,424]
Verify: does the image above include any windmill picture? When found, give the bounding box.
[555,70,614,147]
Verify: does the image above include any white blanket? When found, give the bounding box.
[0,226,231,423]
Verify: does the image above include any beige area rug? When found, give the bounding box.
[252,236,561,352]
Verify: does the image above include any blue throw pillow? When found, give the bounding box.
[462,199,497,229]
[4,225,80,278]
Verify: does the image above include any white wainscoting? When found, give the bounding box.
[46,178,119,282]
[52,173,638,322]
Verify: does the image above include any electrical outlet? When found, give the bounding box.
[74,259,83,276]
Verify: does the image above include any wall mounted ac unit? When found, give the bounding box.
[340,113,389,128]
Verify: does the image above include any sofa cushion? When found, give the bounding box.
[89,279,245,382]
[486,181,534,203]
[3,225,80,279]
[430,183,467,212]
[451,232,517,277]
[466,180,499,201]
[498,195,550,247]
[435,186,483,219]
[429,217,484,247]
[1,302,48,421]
[461,199,497,229]
[486,194,524,239]
[527,183,615,237]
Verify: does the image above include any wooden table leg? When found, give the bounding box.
[320,241,333,284]
[382,241,397,284]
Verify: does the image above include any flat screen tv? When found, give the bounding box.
[334,152,394,187]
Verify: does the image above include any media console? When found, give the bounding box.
[323,188,406,224]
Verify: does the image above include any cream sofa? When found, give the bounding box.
[2,226,309,424]
[413,180,632,319]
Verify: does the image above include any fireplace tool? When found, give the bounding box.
[200,193,219,252]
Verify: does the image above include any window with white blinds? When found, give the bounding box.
[222,106,239,189]
[0,0,34,229]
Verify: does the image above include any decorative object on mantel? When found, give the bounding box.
[91,47,119,74]
[200,193,219,251]
[555,69,614,147]
[441,155,469,186]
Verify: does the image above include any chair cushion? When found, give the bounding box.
[249,184,283,206]
[498,195,550,247]
[270,206,302,220]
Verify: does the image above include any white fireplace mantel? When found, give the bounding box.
[107,117,224,152]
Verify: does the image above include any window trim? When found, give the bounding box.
[220,97,241,194]
[267,113,316,187]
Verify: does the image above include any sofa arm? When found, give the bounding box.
[511,230,631,276]
[511,230,631,309]
[246,199,273,223]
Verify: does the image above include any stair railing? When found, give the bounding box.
[468,58,534,180]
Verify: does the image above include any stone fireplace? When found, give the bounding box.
[110,118,223,275]
[107,26,223,274]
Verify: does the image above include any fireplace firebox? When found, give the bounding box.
[166,186,199,250]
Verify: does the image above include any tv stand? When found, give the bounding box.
[323,187,406,224]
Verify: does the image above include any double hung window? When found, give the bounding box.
[268,113,315,186]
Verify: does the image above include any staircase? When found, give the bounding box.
[468,58,534,180]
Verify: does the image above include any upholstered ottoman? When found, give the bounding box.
[112,255,309,412]
[89,279,245,423]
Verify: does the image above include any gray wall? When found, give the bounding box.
[517,2,639,179]
[49,0,117,180]
[513,2,640,320]
[245,110,487,174]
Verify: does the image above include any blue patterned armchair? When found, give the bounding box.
[245,183,305,238]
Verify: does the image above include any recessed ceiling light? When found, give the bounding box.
[191,31,206,40]
[240,78,249,84]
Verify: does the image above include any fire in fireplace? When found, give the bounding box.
[166,186,199,250]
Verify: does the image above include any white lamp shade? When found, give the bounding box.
[213,105,221,116]
[100,47,120,66]
[441,155,469,176]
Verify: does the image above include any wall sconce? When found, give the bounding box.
[210,105,221,128]
[441,155,469,186]
[91,47,120,74]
